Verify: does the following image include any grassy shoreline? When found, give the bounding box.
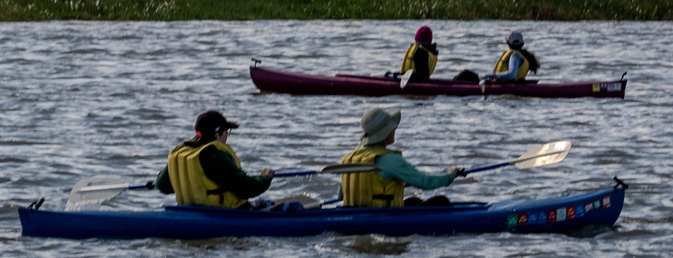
[1,0,672,21]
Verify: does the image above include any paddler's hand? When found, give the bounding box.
[445,167,466,177]
[481,74,494,81]
[260,168,275,178]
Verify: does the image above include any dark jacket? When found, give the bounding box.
[156,144,272,199]
[411,43,438,81]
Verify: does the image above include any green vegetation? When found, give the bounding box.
[1,0,672,21]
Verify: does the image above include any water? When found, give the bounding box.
[1,20,672,257]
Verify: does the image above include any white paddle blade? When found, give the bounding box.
[370,71,389,77]
[319,163,381,174]
[513,141,571,169]
[65,177,127,211]
[479,80,486,94]
[400,70,413,89]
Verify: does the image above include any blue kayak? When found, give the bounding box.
[18,181,626,239]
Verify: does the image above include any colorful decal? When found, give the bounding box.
[575,204,585,217]
[556,208,567,222]
[592,83,600,92]
[606,82,622,92]
[602,195,611,208]
[528,213,538,224]
[508,214,518,228]
[547,209,557,222]
[518,213,528,225]
[508,194,610,228]
[537,212,547,224]
[567,206,576,219]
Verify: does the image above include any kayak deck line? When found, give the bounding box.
[250,66,627,98]
[18,178,628,239]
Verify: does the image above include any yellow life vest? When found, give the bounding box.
[400,44,438,76]
[167,141,247,208]
[492,49,530,81]
[340,147,405,207]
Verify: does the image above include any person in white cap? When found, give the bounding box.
[337,107,463,208]
[482,31,539,82]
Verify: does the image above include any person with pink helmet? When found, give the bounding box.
[386,25,439,82]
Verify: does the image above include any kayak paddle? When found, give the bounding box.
[317,141,571,206]
[65,176,143,211]
[479,79,488,100]
[459,140,571,176]
[65,163,380,209]
[277,163,381,177]
[399,70,413,89]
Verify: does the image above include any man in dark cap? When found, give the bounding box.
[156,110,275,209]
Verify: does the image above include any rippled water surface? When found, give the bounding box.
[1,20,672,257]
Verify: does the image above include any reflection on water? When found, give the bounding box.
[1,20,673,257]
[347,235,410,255]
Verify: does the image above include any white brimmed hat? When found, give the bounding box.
[506,31,524,45]
[360,107,401,145]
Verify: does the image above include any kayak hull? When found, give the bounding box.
[18,187,625,239]
[249,66,627,98]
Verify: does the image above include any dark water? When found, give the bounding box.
[1,20,671,257]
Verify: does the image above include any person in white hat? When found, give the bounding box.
[482,31,540,82]
[337,107,463,208]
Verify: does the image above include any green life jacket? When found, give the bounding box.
[340,147,405,207]
[167,141,247,208]
[492,49,530,81]
[400,44,438,76]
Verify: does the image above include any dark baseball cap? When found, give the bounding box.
[194,110,239,137]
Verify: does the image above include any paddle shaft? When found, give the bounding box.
[302,149,561,206]
[320,152,564,206]
[119,170,328,191]
[462,150,565,175]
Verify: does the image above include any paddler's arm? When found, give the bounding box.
[156,165,174,194]
[483,54,522,81]
[337,184,343,201]
[200,146,273,199]
[376,153,455,190]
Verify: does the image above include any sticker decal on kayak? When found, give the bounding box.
[507,195,611,229]
[602,195,611,208]
[567,206,576,219]
[595,82,622,92]
[606,83,622,92]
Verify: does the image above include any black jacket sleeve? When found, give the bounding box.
[156,165,174,194]
[199,145,272,199]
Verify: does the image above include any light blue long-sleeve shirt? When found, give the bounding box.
[337,153,455,200]
[484,53,522,80]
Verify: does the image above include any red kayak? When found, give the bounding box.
[250,65,627,98]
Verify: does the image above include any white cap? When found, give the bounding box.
[506,31,524,45]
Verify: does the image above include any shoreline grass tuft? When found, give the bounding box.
[1,0,672,21]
